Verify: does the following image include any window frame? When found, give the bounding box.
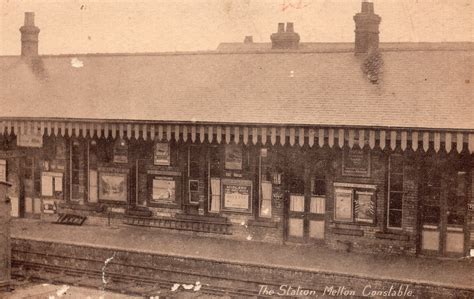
[387,154,404,229]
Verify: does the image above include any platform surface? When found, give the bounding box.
[10,219,474,291]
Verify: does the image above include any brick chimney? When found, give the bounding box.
[270,22,300,49]
[353,1,381,55]
[19,12,40,57]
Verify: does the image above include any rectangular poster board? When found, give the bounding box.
[355,191,375,223]
[154,142,171,166]
[342,148,371,177]
[334,188,353,221]
[225,145,242,170]
[151,177,176,203]
[221,179,252,213]
[99,173,128,202]
[17,133,43,148]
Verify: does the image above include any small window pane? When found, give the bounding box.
[388,210,402,227]
[289,178,304,194]
[423,206,440,225]
[72,170,80,184]
[290,195,304,212]
[456,172,467,196]
[447,211,464,225]
[310,197,325,214]
[313,179,326,196]
[390,174,403,191]
[389,192,403,210]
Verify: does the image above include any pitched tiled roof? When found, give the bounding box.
[1,43,473,130]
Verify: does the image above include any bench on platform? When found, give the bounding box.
[123,214,231,234]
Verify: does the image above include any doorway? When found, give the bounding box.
[419,157,468,257]
[285,161,326,243]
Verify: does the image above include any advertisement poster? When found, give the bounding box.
[99,173,128,202]
[334,188,353,221]
[152,177,175,203]
[222,179,252,212]
[355,191,375,223]
[225,145,242,170]
[154,142,171,166]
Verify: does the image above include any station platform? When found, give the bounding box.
[8,219,474,298]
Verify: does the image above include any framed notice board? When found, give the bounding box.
[334,188,353,221]
[221,179,252,213]
[342,147,371,177]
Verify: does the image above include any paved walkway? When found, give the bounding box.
[10,219,474,291]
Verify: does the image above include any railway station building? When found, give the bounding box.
[1,2,473,259]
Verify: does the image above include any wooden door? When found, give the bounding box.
[420,164,467,256]
[286,175,326,243]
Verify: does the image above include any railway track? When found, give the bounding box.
[11,239,282,297]
[11,238,474,298]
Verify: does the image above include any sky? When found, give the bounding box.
[0,0,472,55]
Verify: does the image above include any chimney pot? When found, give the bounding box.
[361,2,374,14]
[244,36,253,43]
[270,22,300,50]
[278,23,285,33]
[24,12,35,26]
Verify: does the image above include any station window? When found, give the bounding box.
[387,154,404,228]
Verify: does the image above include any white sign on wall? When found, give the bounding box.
[17,133,43,148]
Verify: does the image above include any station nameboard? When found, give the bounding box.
[17,133,43,148]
